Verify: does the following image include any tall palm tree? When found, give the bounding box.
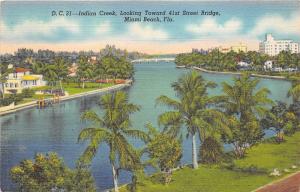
[219,73,273,157]
[53,57,68,93]
[33,61,60,93]
[78,91,148,192]
[32,61,44,74]
[221,74,273,120]
[156,71,226,169]
[41,64,58,93]
[77,56,94,88]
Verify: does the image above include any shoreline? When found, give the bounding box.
[0,81,132,116]
[177,65,287,80]
[193,66,287,80]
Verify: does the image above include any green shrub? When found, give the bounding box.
[0,94,24,106]
[10,152,96,192]
[231,165,268,174]
[0,97,15,106]
[200,136,223,164]
[22,88,35,98]
[283,122,294,136]
[147,133,182,172]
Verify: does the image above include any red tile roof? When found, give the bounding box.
[15,67,31,73]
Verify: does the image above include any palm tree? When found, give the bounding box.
[156,71,225,169]
[77,56,94,88]
[53,57,68,93]
[219,73,273,157]
[287,76,300,103]
[78,91,148,192]
[33,61,60,93]
[32,61,44,74]
[42,64,58,93]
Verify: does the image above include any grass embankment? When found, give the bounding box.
[234,132,300,171]
[121,132,300,192]
[62,82,114,95]
[5,83,115,105]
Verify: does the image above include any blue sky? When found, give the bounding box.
[1,1,300,53]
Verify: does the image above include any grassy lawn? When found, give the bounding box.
[234,132,300,171]
[29,82,115,95]
[9,82,115,105]
[121,132,300,192]
[121,166,273,192]
[62,82,114,95]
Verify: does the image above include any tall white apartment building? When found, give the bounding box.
[259,34,299,56]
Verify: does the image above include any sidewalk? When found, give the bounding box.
[255,171,300,192]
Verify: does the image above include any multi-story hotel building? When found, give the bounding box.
[259,34,299,56]
[231,43,247,53]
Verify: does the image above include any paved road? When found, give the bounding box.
[256,172,300,192]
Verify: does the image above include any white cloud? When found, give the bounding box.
[186,17,242,36]
[0,18,80,42]
[96,21,111,33]
[250,12,300,36]
[127,23,169,40]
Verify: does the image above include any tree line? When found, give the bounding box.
[0,45,147,69]
[175,50,300,71]
[10,71,300,192]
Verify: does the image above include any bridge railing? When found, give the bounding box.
[131,58,175,63]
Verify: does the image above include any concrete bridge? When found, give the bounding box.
[131,57,175,63]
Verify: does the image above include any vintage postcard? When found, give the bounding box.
[1,1,300,192]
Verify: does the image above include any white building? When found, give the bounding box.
[264,60,273,70]
[4,67,47,94]
[259,34,299,56]
[237,61,250,68]
[273,67,283,72]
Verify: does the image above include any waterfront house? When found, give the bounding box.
[273,67,283,72]
[88,56,98,64]
[284,67,298,72]
[264,60,273,71]
[4,67,46,94]
[237,61,251,70]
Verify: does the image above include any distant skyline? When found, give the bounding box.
[1,1,300,54]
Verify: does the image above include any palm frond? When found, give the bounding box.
[81,110,104,125]
[114,134,140,169]
[158,111,182,128]
[253,88,274,105]
[77,127,109,143]
[123,129,150,142]
[288,84,300,102]
[78,128,109,164]
[155,95,180,109]
[145,123,158,137]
